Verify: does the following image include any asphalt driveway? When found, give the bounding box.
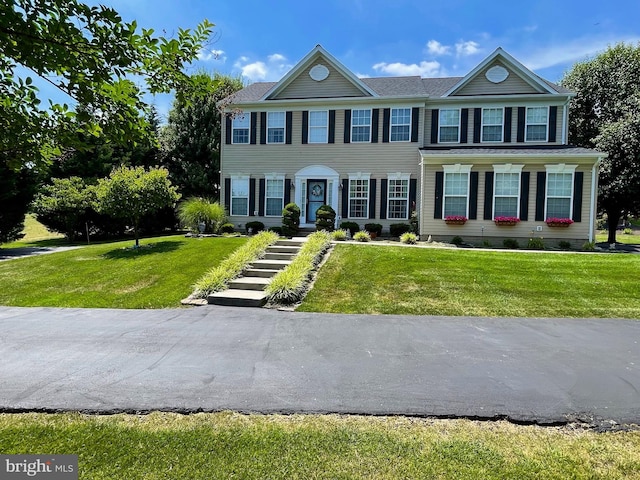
[0,306,638,427]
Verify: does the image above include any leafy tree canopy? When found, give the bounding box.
[561,43,640,242]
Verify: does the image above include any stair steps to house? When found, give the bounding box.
[229,276,271,291]
[208,289,267,307]
[263,252,296,261]
[249,259,292,270]
[243,268,281,278]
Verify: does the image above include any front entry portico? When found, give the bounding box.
[294,165,340,227]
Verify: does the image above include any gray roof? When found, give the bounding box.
[420,145,602,156]
[360,76,427,96]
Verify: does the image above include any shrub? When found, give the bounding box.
[339,221,359,236]
[400,232,418,244]
[178,197,226,234]
[623,228,633,235]
[390,223,411,237]
[245,221,265,234]
[220,223,235,234]
[526,237,545,250]
[282,203,300,237]
[268,226,283,235]
[353,231,371,242]
[331,229,348,241]
[364,223,383,236]
[582,241,596,251]
[559,240,572,250]
[315,204,336,231]
[482,240,492,248]
[410,210,419,234]
[503,238,519,249]
[451,235,464,246]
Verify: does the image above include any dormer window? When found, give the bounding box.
[526,107,549,142]
[481,108,503,142]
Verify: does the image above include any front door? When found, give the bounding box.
[307,179,327,222]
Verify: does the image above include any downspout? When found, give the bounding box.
[588,158,602,243]
[419,152,426,238]
[562,99,569,145]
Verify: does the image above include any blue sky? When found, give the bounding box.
[50,0,640,119]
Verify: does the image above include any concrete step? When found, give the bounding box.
[229,276,271,291]
[267,245,301,254]
[244,268,281,278]
[263,252,296,261]
[250,259,291,270]
[276,238,306,247]
[207,289,267,307]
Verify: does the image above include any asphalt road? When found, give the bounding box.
[0,306,638,427]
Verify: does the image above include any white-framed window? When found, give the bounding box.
[351,109,371,143]
[267,111,285,144]
[443,164,472,218]
[308,110,328,143]
[390,108,411,142]
[545,164,576,219]
[481,107,503,142]
[493,164,524,218]
[232,114,250,144]
[348,173,370,218]
[387,173,410,219]
[265,175,285,217]
[230,176,250,216]
[439,109,460,143]
[526,106,548,142]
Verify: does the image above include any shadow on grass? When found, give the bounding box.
[101,240,184,260]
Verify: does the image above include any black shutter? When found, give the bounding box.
[460,109,468,144]
[484,172,494,220]
[548,106,557,143]
[504,107,512,143]
[225,114,232,145]
[341,179,349,217]
[379,179,388,219]
[535,172,546,221]
[371,109,379,143]
[258,179,265,216]
[382,108,390,143]
[572,172,583,222]
[369,179,376,219]
[473,108,481,143]
[517,107,526,142]
[469,172,478,220]
[430,109,439,144]
[285,111,292,144]
[411,107,419,142]
[260,112,266,144]
[250,112,257,144]
[224,178,231,213]
[249,178,256,216]
[284,179,291,206]
[343,110,351,143]
[328,110,336,144]
[409,178,417,213]
[301,111,309,144]
[520,172,530,221]
[434,172,444,219]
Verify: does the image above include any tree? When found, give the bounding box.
[159,73,244,199]
[95,166,180,247]
[561,43,640,243]
[0,157,39,243]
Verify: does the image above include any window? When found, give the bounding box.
[387,174,410,219]
[265,176,284,216]
[390,108,411,142]
[545,165,576,219]
[348,174,370,218]
[443,165,471,217]
[267,112,285,144]
[351,109,371,142]
[231,177,250,216]
[493,165,523,218]
[232,115,250,144]
[309,111,328,143]
[439,109,460,143]
[526,106,548,142]
[482,108,503,142]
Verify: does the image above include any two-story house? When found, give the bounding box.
[220,45,604,246]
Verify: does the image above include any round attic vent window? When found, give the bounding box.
[485,65,509,83]
[309,64,329,81]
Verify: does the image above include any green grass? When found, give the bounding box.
[299,244,640,318]
[0,413,638,479]
[0,235,246,308]
[596,231,640,244]
[2,214,65,248]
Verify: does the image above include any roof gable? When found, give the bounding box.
[262,45,377,100]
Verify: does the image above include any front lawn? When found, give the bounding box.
[0,235,246,308]
[0,413,638,479]
[596,231,640,244]
[300,244,640,318]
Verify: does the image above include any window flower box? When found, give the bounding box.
[546,217,574,228]
[494,216,520,226]
[444,215,467,225]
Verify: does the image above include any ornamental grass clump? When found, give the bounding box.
[400,232,418,244]
[265,231,331,305]
[193,230,279,297]
[353,231,371,242]
[331,229,348,241]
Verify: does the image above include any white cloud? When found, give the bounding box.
[455,41,480,57]
[233,53,292,81]
[267,53,286,62]
[426,40,451,56]
[197,49,226,62]
[373,60,443,77]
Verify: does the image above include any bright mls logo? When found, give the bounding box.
[0,455,77,479]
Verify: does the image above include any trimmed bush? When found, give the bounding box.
[282,203,300,237]
[353,231,371,242]
[315,204,336,231]
[364,223,383,236]
[245,221,265,234]
[390,223,411,237]
[526,237,545,250]
[451,235,464,246]
[220,223,235,234]
[331,229,348,241]
[339,222,359,236]
[582,241,596,251]
[268,226,283,235]
[503,238,519,249]
[178,198,226,234]
[559,240,572,250]
[400,232,418,244]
